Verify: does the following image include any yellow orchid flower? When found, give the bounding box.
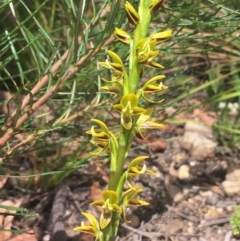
[136,38,165,69]
[86,119,118,156]
[113,94,146,130]
[127,156,155,179]
[121,187,149,222]
[99,50,125,80]
[136,108,164,139]
[141,75,168,103]
[73,212,103,239]
[91,190,122,229]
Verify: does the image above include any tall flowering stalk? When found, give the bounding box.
[74,0,172,240]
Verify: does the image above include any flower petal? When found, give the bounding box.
[149,0,164,13]
[128,156,149,169]
[73,212,101,238]
[114,27,131,44]
[125,1,139,25]
[73,223,96,236]
[102,190,119,203]
[145,61,165,69]
[107,50,124,69]
[151,30,172,45]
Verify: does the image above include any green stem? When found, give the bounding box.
[129,0,152,93]
[108,130,127,191]
[102,1,153,240]
[104,124,136,241]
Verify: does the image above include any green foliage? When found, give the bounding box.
[0,0,239,186]
[231,206,240,237]
[213,104,240,150]
[1,0,240,238]
[0,203,38,234]
[0,0,125,188]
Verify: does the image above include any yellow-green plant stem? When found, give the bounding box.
[103,1,153,240]
[128,0,152,94]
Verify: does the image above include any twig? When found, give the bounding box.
[224,231,232,241]
[0,32,114,150]
[51,185,68,241]
[121,223,164,239]
[121,223,201,240]
[166,205,199,223]
[198,215,231,228]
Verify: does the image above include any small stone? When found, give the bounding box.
[150,138,167,152]
[183,188,190,196]
[224,231,232,241]
[182,120,217,161]
[43,235,50,241]
[205,207,219,219]
[189,161,196,166]
[199,238,208,241]
[222,180,240,196]
[194,194,203,201]
[165,219,183,234]
[127,214,140,228]
[188,198,194,204]
[174,192,184,203]
[205,192,219,206]
[191,238,199,241]
[199,190,208,197]
[178,165,190,180]
[187,225,194,234]
[188,222,193,227]
[173,152,188,164]
[217,207,224,214]
[226,206,234,212]
[152,166,163,178]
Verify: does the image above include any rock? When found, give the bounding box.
[150,138,167,152]
[165,219,183,234]
[173,152,188,164]
[165,175,183,202]
[43,235,50,241]
[181,120,217,161]
[222,180,240,196]
[178,165,190,180]
[205,207,220,219]
[222,164,240,196]
[205,191,219,206]
[127,214,140,228]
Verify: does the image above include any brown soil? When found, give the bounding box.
[1,122,240,241]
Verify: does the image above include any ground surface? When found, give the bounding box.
[1,108,240,241]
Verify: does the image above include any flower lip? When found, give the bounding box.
[91,190,122,229]
[113,94,146,130]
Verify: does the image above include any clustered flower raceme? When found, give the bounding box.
[73,155,153,237]
[74,0,172,239]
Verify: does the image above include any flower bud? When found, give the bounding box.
[150,29,172,45]
[125,1,139,26]
[114,27,131,44]
[149,0,164,13]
